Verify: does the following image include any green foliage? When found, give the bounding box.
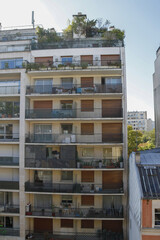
[128,126,156,156]
[111,29,125,41]
[36,26,61,43]
[128,125,143,156]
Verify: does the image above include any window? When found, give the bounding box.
[61,124,72,134]
[81,123,94,135]
[61,56,73,66]
[82,148,94,158]
[34,79,53,93]
[34,171,52,183]
[81,196,94,206]
[0,217,13,228]
[0,58,23,69]
[61,78,73,88]
[102,77,121,85]
[155,209,160,226]
[61,100,73,109]
[61,219,73,228]
[81,171,94,182]
[61,171,73,181]
[0,124,13,139]
[81,100,94,112]
[34,124,52,142]
[61,195,73,205]
[81,220,94,229]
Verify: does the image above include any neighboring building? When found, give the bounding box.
[128,111,147,131]
[129,149,160,240]
[147,118,155,132]
[0,15,127,240]
[153,47,160,147]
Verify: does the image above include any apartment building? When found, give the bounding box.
[129,149,160,240]
[0,18,127,240]
[153,47,160,147]
[128,111,147,131]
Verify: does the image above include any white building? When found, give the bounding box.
[0,15,127,240]
[128,111,147,131]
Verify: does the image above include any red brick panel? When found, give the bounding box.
[142,236,160,240]
[142,200,152,228]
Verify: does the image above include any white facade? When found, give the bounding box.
[128,111,147,131]
[0,27,127,240]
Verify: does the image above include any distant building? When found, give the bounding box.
[128,111,147,131]
[147,118,155,132]
[153,47,160,147]
[129,149,160,240]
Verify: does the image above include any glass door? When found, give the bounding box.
[34,124,52,142]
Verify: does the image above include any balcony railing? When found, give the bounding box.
[0,157,19,166]
[25,133,123,144]
[0,204,19,213]
[25,157,123,169]
[0,59,24,70]
[26,83,122,94]
[26,60,121,72]
[25,182,123,194]
[0,228,19,236]
[25,231,123,240]
[0,181,19,190]
[26,206,123,219]
[0,86,20,95]
[0,109,19,118]
[25,108,123,119]
[0,133,19,142]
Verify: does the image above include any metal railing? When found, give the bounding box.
[0,204,19,213]
[0,108,20,118]
[25,206,123,218]
[26,83,122,94]
[25,157,123,169]
[0,181,19,190]
[0,157,19,166]
[0,133,19,142]
[25,182,123,194]
[25,133,123,144]
[0,59,24,70]
[0,86,20,95]
[25,108,123,119]
[25,230,123,240]
[0,228,19,236]
[26,60,121,72]
[0,44,31,53]
[31,38,123,50]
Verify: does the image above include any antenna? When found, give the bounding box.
[32,11,35,28]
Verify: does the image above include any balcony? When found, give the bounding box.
[25,133,123,144]
[25,206,123,219]
[0,59,24,70]
[0,86,20,95]
[0,204,19,214]
[25,182,123,194]
[26,60,121,72]
[26,83,122,95]
[0,133,19,142]
[25,157,123,169]
[25,108,123,119]
[0,181,19,190]
[0,157,19,166]
[0,228,19,237]
[25,231,123,240]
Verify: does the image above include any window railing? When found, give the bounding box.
[25,157,123,169]
[0,228,19,236]
[25,133,123,144]
[26,83,122,94]
[25,182,123,194]
[0,86,20,94]
[0,204,19,213]
[0,181,19,190]
[0,59,24,70]
[0,156,19,166]
[25,230,123,240]
[25,108,123,119]
[25,206,123,218]
[25,60,121,72]
[0,133,19,142]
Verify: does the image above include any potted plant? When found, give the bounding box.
[6,102,13,118]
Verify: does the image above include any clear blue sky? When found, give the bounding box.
[1,0,159,119]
